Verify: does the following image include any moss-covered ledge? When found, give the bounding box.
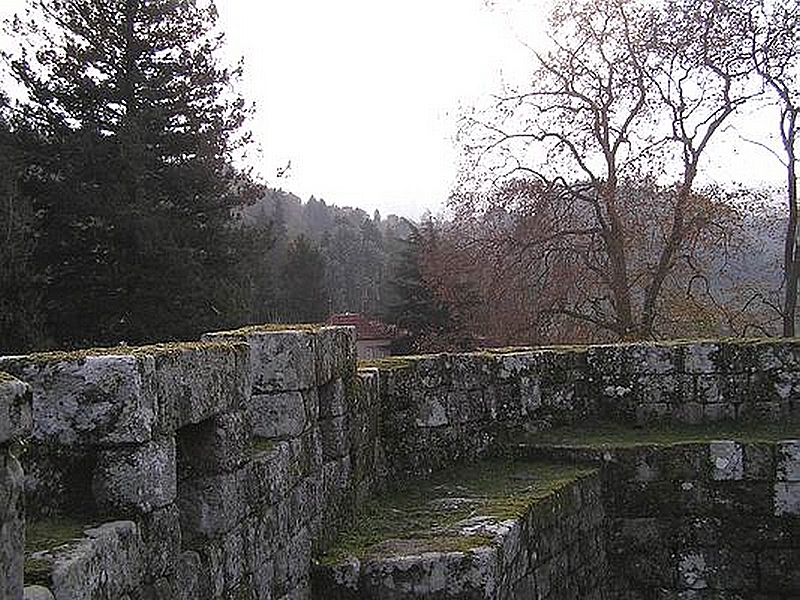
[311,460,605,600]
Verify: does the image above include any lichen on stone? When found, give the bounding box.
[316,460,596,565]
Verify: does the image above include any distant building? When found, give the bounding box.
[327,313,396,360]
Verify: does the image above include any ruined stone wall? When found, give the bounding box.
[604,440,800,598]
[0,326,385,600]
[2,334,800,599]
[519,440,800,599]
[494,470,607,600]
[0,374,31,600]
[376,339,800,478]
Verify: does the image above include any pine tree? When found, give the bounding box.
[4,0,256,346]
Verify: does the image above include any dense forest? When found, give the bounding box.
[0,0,798,355]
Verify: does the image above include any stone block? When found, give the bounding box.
[23,586,54,600]
[319,417,350,461]
[358,547,499,599]
[43,521,143,600]
[178,470,246,542]
[138,504,181,579]
[710,441,743,481]
[177,410,250,478]
[175,551,201,600]
[776,441,800,481]
[206,329,315,393]
[242,442,290,507]
[0,354,156,447]
[743,443,774,480]
[314,326,357,386]
[249,392,306,439]
[319,378,346,419]
[414,393,449,428]
[683,343,720,374]
[152,342,249,430]
[0,452,24,600]
[0,374,31,445]
[775,482,800,516]
[93,437,176,515]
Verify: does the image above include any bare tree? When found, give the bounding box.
[456,0,760,340]
[748,0,800,335]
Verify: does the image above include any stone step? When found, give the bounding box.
[311,460,606,600]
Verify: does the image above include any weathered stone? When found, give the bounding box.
[358,548,498,599]
[139,504,181,579]
[93,437,176,515]
[152,342,249,430]
[249,391,306,439]
[0,453,24,600]
[319,378,346,419]
[175,551,201,600]
[242,442,290,507]
[22,586,54,600]
[315,327,357,386]
[776,440,800,481]
[0,354,156,446]
[178,470,246,542]
[177,411,250,478]
[46,521,143,600]
[0,374,31,445]
[684,343,720,374]
[414,393,448,428]
[743,442,774,480]
[206,329,315,393]
[709,441,743,481]
[775,481,800,516]
[320,416,349,460]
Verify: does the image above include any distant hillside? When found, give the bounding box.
[237,188,415,324]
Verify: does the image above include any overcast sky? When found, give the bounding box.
[213,0,540,219]
[0,0,787,219]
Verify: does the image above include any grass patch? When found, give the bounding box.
[25,517,92,585]
[316,460,595,565]
[524,420,800,448]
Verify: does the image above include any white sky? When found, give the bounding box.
[0,0,788,219]
[213,0,540,219]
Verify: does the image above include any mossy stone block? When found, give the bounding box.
[0,354,156,447]
[93,437,176,516]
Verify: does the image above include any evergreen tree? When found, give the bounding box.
[385,223,455,353]
[0,99,46,352]
[4,0,256,347]
[281,235,328,323]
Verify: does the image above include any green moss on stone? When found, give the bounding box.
[0,371,16,382]
[358,356,415,371]
[525,420,800,448]
[24,517,91,585]
[26,518,88,554]
[317,460,596,565]
[5,340,244,367]
[210,323,325,336]
[250,437,277,456]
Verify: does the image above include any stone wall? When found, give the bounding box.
[517,439,800,599]
[375,340,800,478]
[604,440,800,598]
[1,333,800,599]
[0,326,385,600]
[0,374,31,600]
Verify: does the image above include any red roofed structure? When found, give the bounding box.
[327,313,396,360]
